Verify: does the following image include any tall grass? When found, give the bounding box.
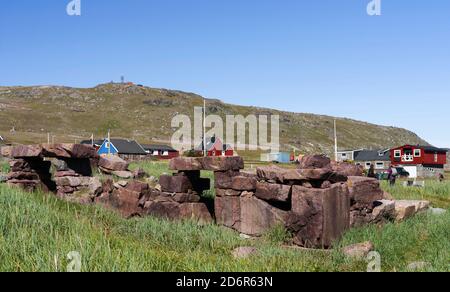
[0,159,9,173]
[0,161,449,271]
[381,180,450,209]
[0,183,449,272]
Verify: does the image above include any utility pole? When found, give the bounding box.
[203,99,207,157]
[334,119,338,162]
[108,130,111,156]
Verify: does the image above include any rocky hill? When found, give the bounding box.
[0,83,428,155]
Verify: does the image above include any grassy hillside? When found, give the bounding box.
[0,83,427,155]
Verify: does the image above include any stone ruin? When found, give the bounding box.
[4,144,101,203]
[1,144,431,249]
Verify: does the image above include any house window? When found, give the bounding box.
[394,150,401,158]
[105,142,110,148]
[162,151,169,156]
[414,149,421,157]
[434,153,438,162]
[341,153,347,158]
[376,162,384,169]
[365,162,372,169]
[152,151,159,156]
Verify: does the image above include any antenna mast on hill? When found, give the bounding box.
[203,99,207,157]
[121,76,125,84]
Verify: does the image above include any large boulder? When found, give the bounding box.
[169,157,203,171]
[54,176,91,187]
[42,144,98,159]
[145,200,212,224]
[342,241,374,260]
[159,175,193,193]
[88,177,103,197]
[169,156,244,171]
[112,171,133,179]
[331,161,364,177]
[214,170,241,189]
[394,200,430,222]
[298,155,331,169]
[7,171,39,181]
[215,195,241,230]
[291,183,350,248]
[371,200,396,223]
[256,166,305,183]
[0,146,12,158]
[256,165,287,183]
[11,145,43,158]
[9,159,32,172]
[109,187,142,218]
[255,181,291,203]
[98,156,129,172]
[239,194,289,236]
[231,176,257,191]
[347,176,384,209]
[216,188,242,197]
[201,156,244,171]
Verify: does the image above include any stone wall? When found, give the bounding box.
[3,146,427,250]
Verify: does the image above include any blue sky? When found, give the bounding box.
[1,0,449,147]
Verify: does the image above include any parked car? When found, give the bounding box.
[395,167,410,178]
[377,167,410,180]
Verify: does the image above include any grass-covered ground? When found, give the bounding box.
[0,161,448,272]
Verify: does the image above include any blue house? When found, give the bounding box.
[81,138,147,161]
[97,139,119,155]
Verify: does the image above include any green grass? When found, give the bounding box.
[0,184,448,272]
[381,180,450,209]
[0,161,449,272]
[0,159,9,173]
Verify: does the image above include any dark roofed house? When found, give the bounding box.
[353,149,391,173]
[82,138,147,161]
[142,144,179,160]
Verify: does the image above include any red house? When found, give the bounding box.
[197,136,234,157]
[142,144,180,160]
[390,145,447,178]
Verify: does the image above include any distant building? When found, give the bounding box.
[444,148,450,171]
[336,149,364,162]
[390,145,447,178]
[142,144,179,160]
[353,149,391,173]
[82,138,147,161]
[196,136,234,157]
[261,152,292,164]
[337,148,391,173]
